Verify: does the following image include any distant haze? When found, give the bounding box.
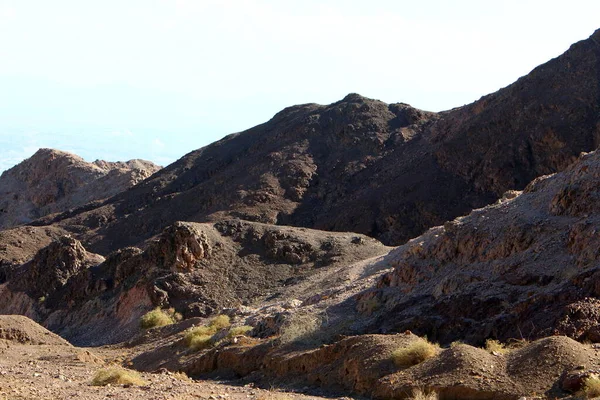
[1,0,599,172]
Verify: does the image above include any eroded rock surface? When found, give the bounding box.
[0,220,390,345]
[0,148,160,229]
[345,150,600,344]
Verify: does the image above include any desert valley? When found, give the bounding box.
[1,28,600,400]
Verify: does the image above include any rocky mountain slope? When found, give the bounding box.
[100,149,600,400]
[2,28,600,400]
[303,148,600,346]
[27,29,600,256]
[0,219,390,345]
[0,148,160,230]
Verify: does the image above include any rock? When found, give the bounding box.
[0,148,160,230]
[36,29,600,255]
[345,149,600,344]
[562,370,600,393]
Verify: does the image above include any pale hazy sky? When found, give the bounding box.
[1,0,599,172]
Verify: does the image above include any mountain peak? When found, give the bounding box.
[0,149,161,229]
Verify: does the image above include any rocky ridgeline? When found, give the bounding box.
[25,29,600,255]
[0,148,160,229]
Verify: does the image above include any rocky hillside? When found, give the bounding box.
[0,148,160,230]
[0,219,390,345]
[335,149,600,345]
[34,29,600,255]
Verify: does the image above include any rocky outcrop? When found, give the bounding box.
[0,148,160,230]
[339,149,600,344]
[129,320,597,400]
[0,219,390,345]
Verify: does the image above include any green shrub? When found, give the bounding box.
[139,307,181,329]
[91,367,147,386]
[391,337,440,367]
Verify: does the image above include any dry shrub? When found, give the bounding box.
[485,338,528,354]
[227,325,253,338]
[91,367,147,386]
[279,313,322,345]
[183,314,231,350]
[409,388,438,400]
[485,339,508,354]
[209,314,231,330]
[583,375,600,398]
[187,333,213,350]
[140,307,181,329]
[256,393,294,400]
[391,337,440,367]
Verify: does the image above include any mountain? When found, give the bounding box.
[0,219,390,345]
[1,28,600,400]
[0,148,161,230]
[32,29,600,255]
[305,148,600,346]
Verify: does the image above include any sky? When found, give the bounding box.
[1,0,600,172]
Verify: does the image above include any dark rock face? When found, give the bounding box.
[38,30,600,254]
[350,150,600,344]
[10,236,104,299]
[0,219,389,345]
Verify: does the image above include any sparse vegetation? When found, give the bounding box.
[484,338,528,354]
[227,325,253,338]
[391,337,440,367]
[91,366,147,386]
[485,339,508,354]
[409,388,438,400]
[186,332,213,350]
[256,393,294,400]
[209,314,231,330]
[183,314,232,350]
[139,307,182,329]
[279,313,321,345]
[583,375,600,398]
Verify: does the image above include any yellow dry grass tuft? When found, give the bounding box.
[187,333,213,350]
[209,314,231,330]
[183,314,232,351]
[227,325,253,338]
[139,307,181,329]
[409,388,438,400]
[391,337,440,367]
[91,367,147,386]
[583,375,600,398]
[485,339,509,354]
